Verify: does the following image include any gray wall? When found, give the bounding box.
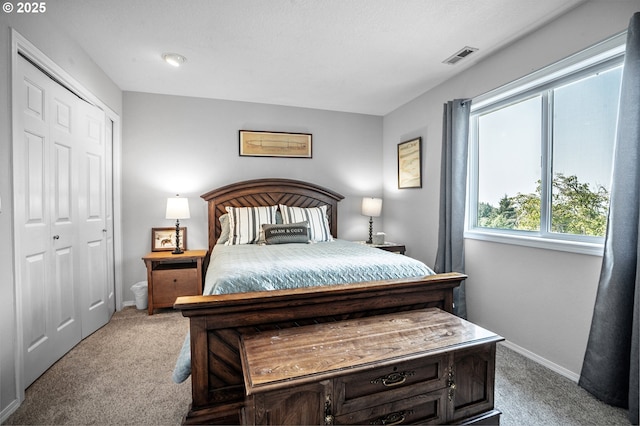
[0,13,122,420]
[121,92,383,301]
[382,1,638,378]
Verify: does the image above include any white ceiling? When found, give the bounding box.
[46,0,586,115]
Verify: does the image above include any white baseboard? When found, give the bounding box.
[0,398,21,424]
[501,340,580,383]
[122,300,136,308]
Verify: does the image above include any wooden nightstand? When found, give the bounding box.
[372,242,406,254]
[142,250,207,315]
[355,241,406,255]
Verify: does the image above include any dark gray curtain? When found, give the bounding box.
[435,99,470,319]
[579,12,640,425]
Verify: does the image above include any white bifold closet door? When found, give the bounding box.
[14,55,114,387]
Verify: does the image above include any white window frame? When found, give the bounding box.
[465,32,626,256]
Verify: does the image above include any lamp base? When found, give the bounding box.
[172,219,184,254]
[366,217,373,244]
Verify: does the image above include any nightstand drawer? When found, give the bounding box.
[334,354,447,414]
[152,268,199,305]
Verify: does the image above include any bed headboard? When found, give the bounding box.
[201,178,345,253]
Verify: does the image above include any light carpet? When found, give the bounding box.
[3,307,631,425]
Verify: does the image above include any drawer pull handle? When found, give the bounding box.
[448,366,456,401]
[324,395,333,425]
[370,410,413,425]
[370,370,415,387]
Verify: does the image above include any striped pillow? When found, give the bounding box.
[225,205,278,245]
[279,204,333,242]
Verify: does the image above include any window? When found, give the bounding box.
[466,34,626,255]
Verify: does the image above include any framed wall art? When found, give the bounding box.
[151,227,187,252]
[397,137,422,189]
[239,130,312,158]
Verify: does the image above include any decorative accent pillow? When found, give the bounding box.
[279,204,333,242]
[225,205,278,245]
[262,222,310,245]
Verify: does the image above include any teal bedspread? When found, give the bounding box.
[172,240,434,383]
[204,239,433,295]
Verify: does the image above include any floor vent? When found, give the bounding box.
[443,46,478,65]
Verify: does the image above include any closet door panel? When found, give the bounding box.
[52,95,73,225]
[22,252,51,387]
[53,246,76,328]
[24,77,44,120]
[50,86,82,356]
[23,252,47,350]
[24,132,46,225]
[78,102,110,338]
[105,119,115,315]
[15,56,83,387]
[20,127,52,388]
[18,67,54,387]
[86,153,102,218]
[86,240,107,307]
[50,82,83,321]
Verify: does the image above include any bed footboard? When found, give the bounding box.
[174,272,466,425]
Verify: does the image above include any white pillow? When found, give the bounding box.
[279,204,333,242]
[225,206,278,245]
[217,214,230,245]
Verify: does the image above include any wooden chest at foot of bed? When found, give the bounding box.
[240,308,504,425]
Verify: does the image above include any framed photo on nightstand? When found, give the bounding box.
[151,227,187,252]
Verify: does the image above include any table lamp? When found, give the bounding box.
[165,195,190,254]
[361,197,382,244]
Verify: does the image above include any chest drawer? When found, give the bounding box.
[152,268,199,305]
[334,354,447,415]
[334,389,448,425]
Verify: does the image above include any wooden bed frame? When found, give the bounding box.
[174,178,467,424]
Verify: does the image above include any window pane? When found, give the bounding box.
[551,66,622,236]
[477,96,542,230]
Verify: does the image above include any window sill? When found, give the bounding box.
[464,229,604,256]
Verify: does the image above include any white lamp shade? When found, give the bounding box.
[362,197,382,217]
[166,196,191,220]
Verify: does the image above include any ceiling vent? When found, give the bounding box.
[443,46,478,65]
